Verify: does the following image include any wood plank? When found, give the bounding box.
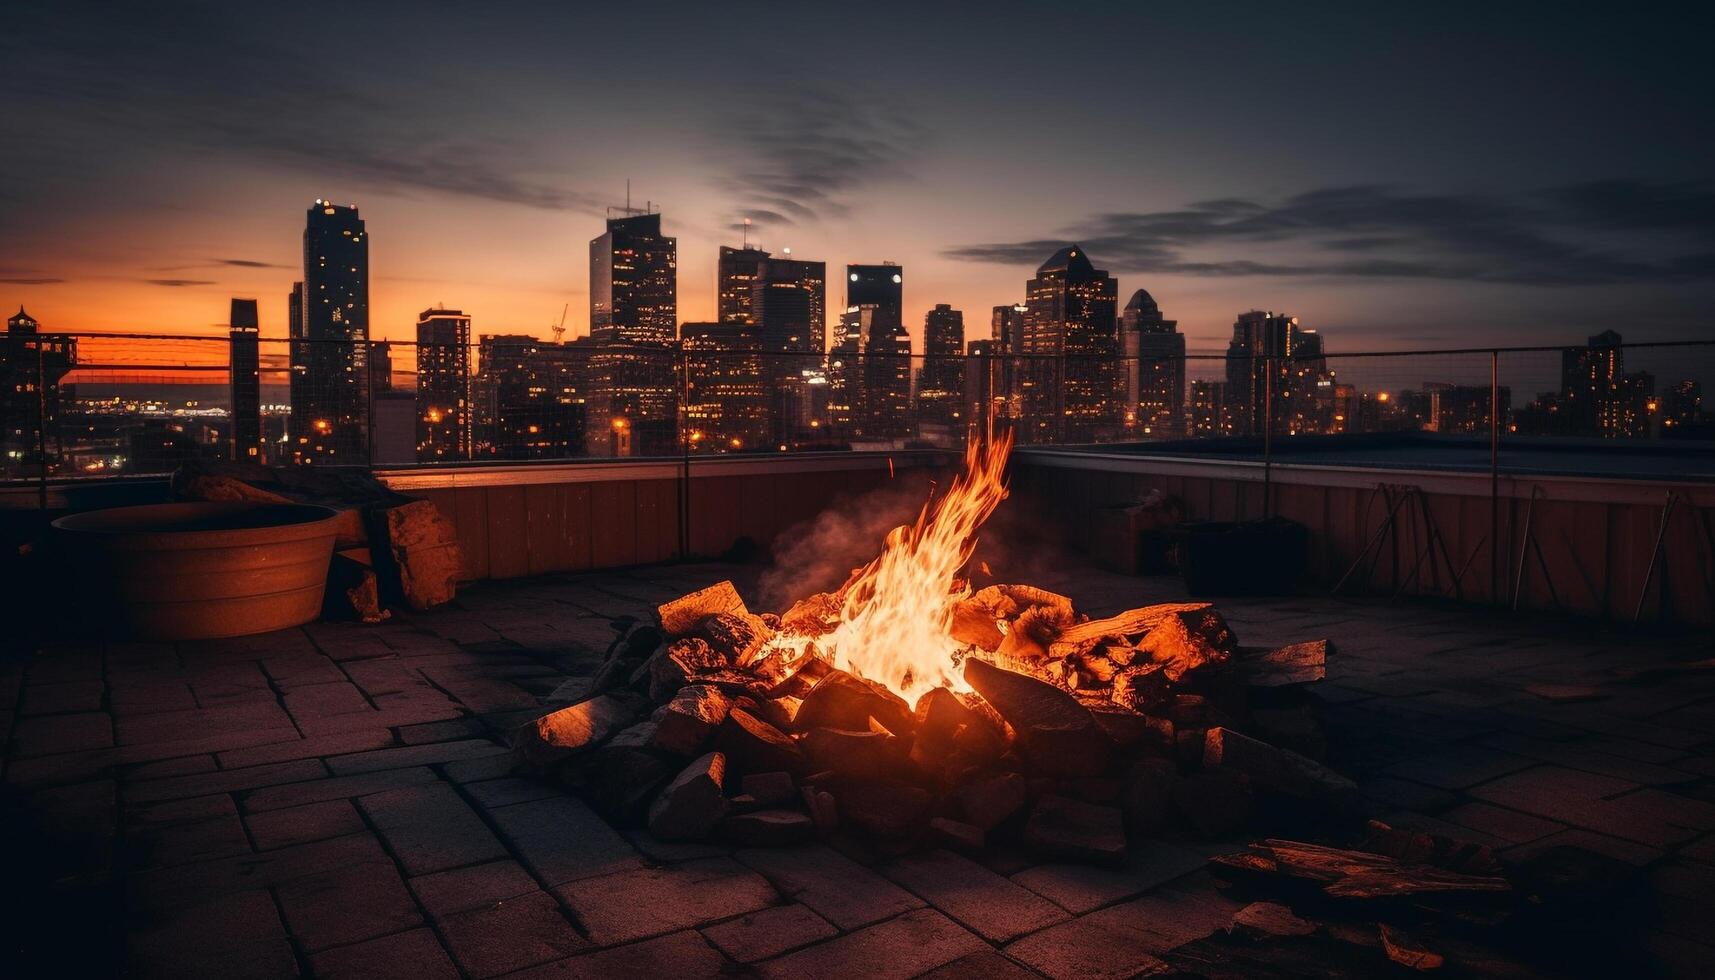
[486,484,529,579]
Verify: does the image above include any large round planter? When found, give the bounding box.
[53,501,341,641]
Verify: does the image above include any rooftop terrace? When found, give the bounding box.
[4,561,1714,978]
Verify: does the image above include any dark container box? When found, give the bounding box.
[1173,517,1310,596]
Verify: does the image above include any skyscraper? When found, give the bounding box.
[752,253,827,445]
[916,304,965,432]
[416,307,472,460]
[846,263,903,328]
[989,303,1027,422]
[474,334,590,459]
[588,208,678,456]
[228,298,263,461]
[1224,310,1322,436]
[1560,330,1656,438]
[1120,289,1185,437]
[295,200,370,463]
[287,281,307,445]
[717,245,770,325]
[1022,245,1120,444]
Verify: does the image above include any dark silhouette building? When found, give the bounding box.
[988,303,1027,424]
[1120,289,1185,438]
[416,307,472,460]
[1224,310,1326,436]
[1,307,77,476]
[228,298,263,461]
[293,200,370,464]
[474,334,590,459]
[681,321,769,452]
[917,304,965,432]
[717,245,770,325]
[587,209,677,456]
[1022,245,1120,444]
[750,253,826,446]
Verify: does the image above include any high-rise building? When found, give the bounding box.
[681,321,769,452]
[1120,289,1185,438]
[751,254,826,445]
[989,303,1027,422]
[847,263,903,328]
[588,208,678,456]
[369,341,393,395]
[1560,330,1656,438]
[294,200,370,464]
[0,307,77,476]
[917,304,965,433]
[1022,245,1120,444]
[416,307,472,460]
[831,303,912,441]
[473,335,590,459]
[1224,310,1322,437]
[717,245,770,325]
[287,282,307,442]
[228,298,263,461]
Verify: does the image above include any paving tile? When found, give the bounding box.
[129,831,389,912]
[126,889,297,980]
[1382,746,1538,790]
[358,782,508,876]
[879,848,1068,942]
[1469,767,1707,847]
[465,776,561,808]
[700,904,837,963]
[325,738,507,775]
[410,859,541,916]
[123,754,218,781]
[623,828,732,862]
[438,889,592,977]
[1503,828,1665,867]
[128,811,253,869]
[487,796,641,886]
[21,680,105,716]
[500,930,727,979]
[399,717,488,744]
[245,798,366,850]
[116,701,290,747]
[240,766,439,812]
[215,728,396,769]
[1481,732,1700,785]
[308,927,460,980]
[756,908,986,980]
[1010,840,1207,914]
[1005,873,1239,980]
[918,950,1045,980]
[127,792,239,828]
[736,844,923,929]
[442,751,521,783]
[1442,801,1566,844]
[554,856,778,946]
[122,758,327,804]
[276,859,422,952]
[11,711,113,756]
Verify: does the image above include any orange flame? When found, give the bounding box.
[806,431,1014,702]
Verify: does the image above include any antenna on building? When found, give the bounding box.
[626,180,631,211]
[742,217,751,249]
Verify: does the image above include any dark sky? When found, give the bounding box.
[3,0,1712,355]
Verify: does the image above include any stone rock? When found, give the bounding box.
[648,752,729,841]
[1137,607,1236,683]
[715,709,807,776]
[1231,901,1317,938]
[1170,771,1253,839]
[512,694,640,768]
[608,720,659,750]
[371,499,463,611]
[742,771,798,808]
[839,781,933,838]
[652,684,733,756]
[963,657,1111,777]
[1088,706,1172,751]
[804,728,908,781]
[927,817,985,853]
[1120,758,1179,836]
[953,772,1028,832]
[1110,663,1168,712]
[1022,796,1126,865]
[795,671,916,736]
[1202,728,1356,806]
[323,548,387,623]
[1380,924,1444,971]
[802,786,838,835]
[658,580,747,636]
[643,638,726,702]
[1238,639,1328,687]
[723,809,816,846]
[572,743,677,824]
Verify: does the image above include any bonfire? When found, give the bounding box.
[514,432,1351,859]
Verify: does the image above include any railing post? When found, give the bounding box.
[1262,355,1274,519]
[36,336,48,511]
[1490,349,1501,606]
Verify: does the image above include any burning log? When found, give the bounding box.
[1238,639,1330,688]
[795,671,915,736]
[648,752,729,840]
[651,684,733,756]
[1136,606,1237,683]
[657,580,748,635]
[715,708,806,776]
[1202,727,1357,808]
[1213,839,1512,899]
[512,693,643,769]
[963,657,1111,777]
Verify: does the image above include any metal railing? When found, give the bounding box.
[3,333,1711,495]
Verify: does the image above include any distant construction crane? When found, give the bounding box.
[551,303,568,343]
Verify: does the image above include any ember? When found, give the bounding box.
[513,433,1350,862]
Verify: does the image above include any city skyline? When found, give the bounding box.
[5,3,1714,360]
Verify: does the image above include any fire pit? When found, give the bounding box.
[513,433,1349,860]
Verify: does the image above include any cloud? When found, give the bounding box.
[2,2,601,214]
[143,278,215,287]
[0,276,64,284]
[712,87,924,229]
[944,181,1715,285]
[215,258,289,269]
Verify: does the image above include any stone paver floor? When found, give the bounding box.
[4,559,1714,978]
